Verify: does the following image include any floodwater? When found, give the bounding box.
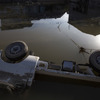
[0,4,100,100]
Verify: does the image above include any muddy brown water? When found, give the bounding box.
[0,5,100,100]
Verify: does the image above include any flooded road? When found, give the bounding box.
[0,13,100,65]
[0,4,100,100]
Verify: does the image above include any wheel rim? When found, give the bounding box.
[10,45,21,54]
[1,41,29,63]
[96,56,100,64]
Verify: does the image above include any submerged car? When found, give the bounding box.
[0,13,100,94]
[0,40,100,94]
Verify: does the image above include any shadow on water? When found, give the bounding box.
[0,3,100,100]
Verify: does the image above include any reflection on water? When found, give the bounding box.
[0,5,100,100]
[1,80,100,100]
[0,3,67,30]
[0,12,100,65]
[0,18,33,30]
[70,18,100,35]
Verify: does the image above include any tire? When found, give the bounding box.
[89,51,100,73]
[1,41,28,63]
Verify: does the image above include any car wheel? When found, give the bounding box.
[89,51,100,73]
[1,41,28,63]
